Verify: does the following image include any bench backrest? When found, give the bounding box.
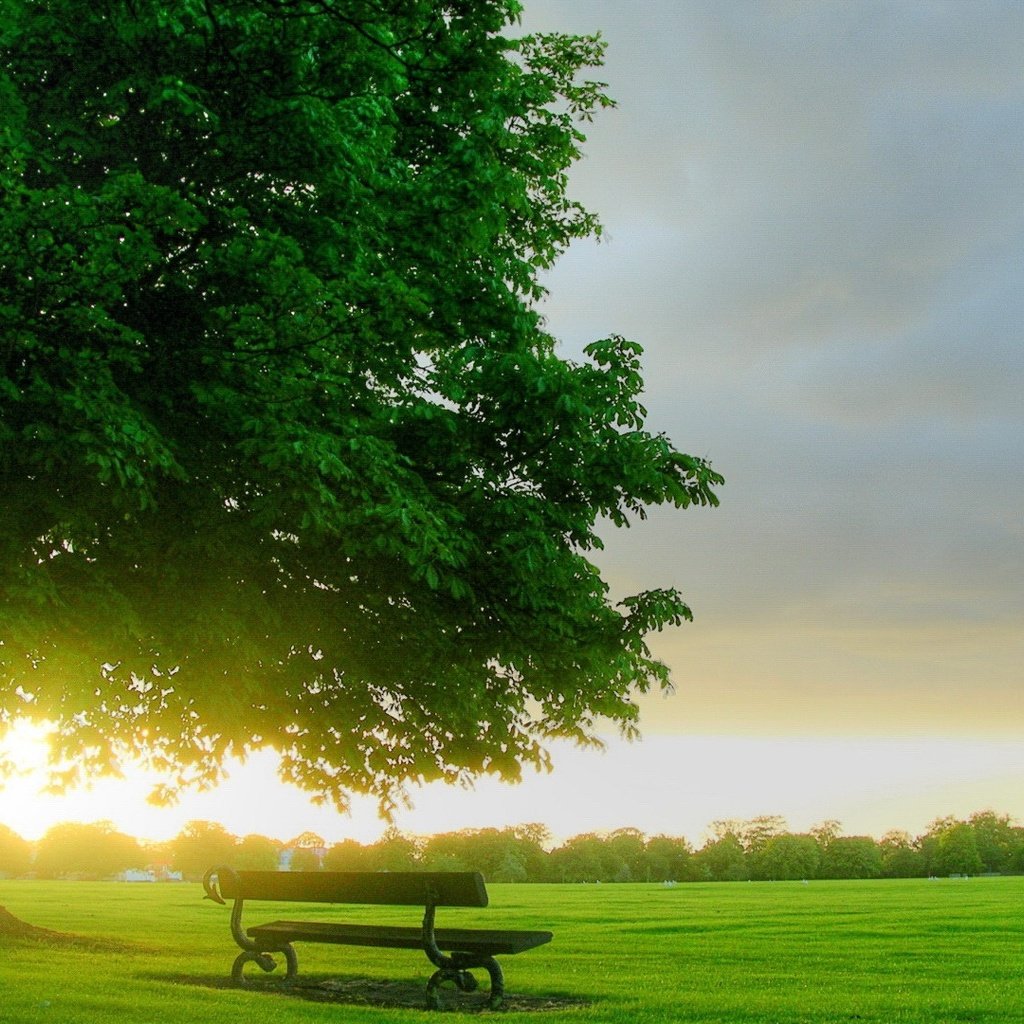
[215,869,489,908]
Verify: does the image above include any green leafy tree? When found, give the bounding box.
[34,820,143,879]
[420,824,551,881]
[750,834,820,882]
[323,839,371,872]
[0,0,721,815]
[421,826,543,881]
[362,826,419,872]
[506,824,552,882]
[818,836,882,879]
[490,846,529,883]
[0,823,31,877]
[695,833,748,882]
[879,830,925,878]
[169,820,238,881]
[235,833,281,871]
[934,822,984,877]
[967,811,1016,873]
[605,827,647,882]
[1006,827,1024,873]
[421,833,468,872]
[644,834,696,882]
[548,832,615,883]
[713,816,788,855]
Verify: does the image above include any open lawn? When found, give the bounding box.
[0,876,1021,1023]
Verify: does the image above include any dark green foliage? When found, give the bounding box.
[420,824,548,881]
[818,836,883,880]
[967,810,1017,873]
[749,833,820,881]
[695,832,750,881]
[880,830,926,878]
[640,834,697,882]
[934,822,984,877]
[0,1,721,811]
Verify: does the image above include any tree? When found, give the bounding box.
[284,827,323,868]
[0,823,31,877]
[289,847,322,872]
[363,826,419,872]
[286,829,327,870]
[235,833,281,871]
[967,811,1016,874]
[506,824,552,882]
[1006,827,1024,873]
[644,834,696,882]
[420,827,541,880]
[548,832,613,883]
[169,820,237,881]
[34,820,143,879]
[730,816,788,855]
[934,822,983,877]
[605,827,647,882]
[750,834,820,882]
[809,819,842,850]
[0,0,721,815]
[818,836,882,880]
[695,833,748,882]
[879,830,925,878]
[324,839,371,872]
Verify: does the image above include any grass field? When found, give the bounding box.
[0,876,1021,1023]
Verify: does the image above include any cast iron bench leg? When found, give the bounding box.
[425,955,504,1010]
[231,944,298,985]
[482,955,505,1009]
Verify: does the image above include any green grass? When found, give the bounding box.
[1,877,1022,1023]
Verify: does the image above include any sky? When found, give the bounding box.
[3,0,1023,849]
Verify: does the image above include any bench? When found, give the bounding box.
[202,866,552,1009]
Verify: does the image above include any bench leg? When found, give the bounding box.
[425,956,503,1011]
[483,956,505,1010]
[231,944,298,986]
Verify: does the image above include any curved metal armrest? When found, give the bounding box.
[203,864,240,905]
[202,865,256,953]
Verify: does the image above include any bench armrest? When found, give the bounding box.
[203,865,239,905]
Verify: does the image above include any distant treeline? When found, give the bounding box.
[1,811,1020,883]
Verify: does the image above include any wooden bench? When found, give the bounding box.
[202,866,552,1009]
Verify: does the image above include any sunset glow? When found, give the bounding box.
[4,720,1023,849]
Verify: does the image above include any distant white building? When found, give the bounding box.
[117,864,184,882]
[120,868,155,882]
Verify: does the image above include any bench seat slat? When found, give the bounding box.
[248,920,553,956]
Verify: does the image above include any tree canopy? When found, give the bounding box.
[0,0,721,813]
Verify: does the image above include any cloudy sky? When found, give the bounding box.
[3,0,1022,846]
[525,0,1024,739]
[513,0,1024,836]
